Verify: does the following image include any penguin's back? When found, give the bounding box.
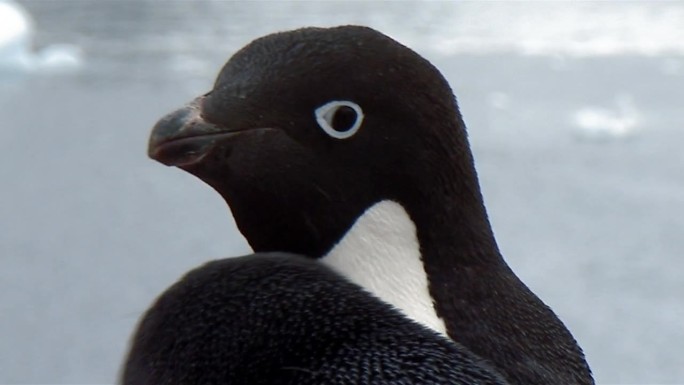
[122,253,508,385]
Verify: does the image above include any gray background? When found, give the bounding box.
[1,1,683,383]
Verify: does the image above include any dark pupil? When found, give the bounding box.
[332,106,357,132]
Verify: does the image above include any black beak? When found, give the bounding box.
[148,96,238,168]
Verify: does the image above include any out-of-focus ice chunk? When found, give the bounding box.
[0,0,82,73]
[36,44,83,73]
[0,0,33,68]
[572,95,641,141]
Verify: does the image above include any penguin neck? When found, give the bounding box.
[320,200,448,336]
[400,159,596,384]
[318,153,503,336]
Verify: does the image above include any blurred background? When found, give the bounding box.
[1,1,682,383]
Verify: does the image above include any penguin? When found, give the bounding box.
[122,253,509,385]
[142,26,594,385]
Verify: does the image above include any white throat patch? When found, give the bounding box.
[321,200,448,335]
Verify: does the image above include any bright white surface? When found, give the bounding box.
[322,200,447,336]
[0,0,32,67]
[0,0,81,72]
[572,95,641,141]
[401,2,684,57]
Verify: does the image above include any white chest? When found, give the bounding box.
[321,200,447,335]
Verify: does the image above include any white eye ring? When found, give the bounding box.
[314,100,364,139]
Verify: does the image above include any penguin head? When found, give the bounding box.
[149,26,482,258]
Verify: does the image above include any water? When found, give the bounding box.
[1,1,683,383]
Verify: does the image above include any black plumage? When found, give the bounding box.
[135,25,594,385]
[122,253,508,385]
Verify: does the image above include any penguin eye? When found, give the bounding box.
[314,100,364,139]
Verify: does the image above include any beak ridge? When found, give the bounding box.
[148,97,224,167]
